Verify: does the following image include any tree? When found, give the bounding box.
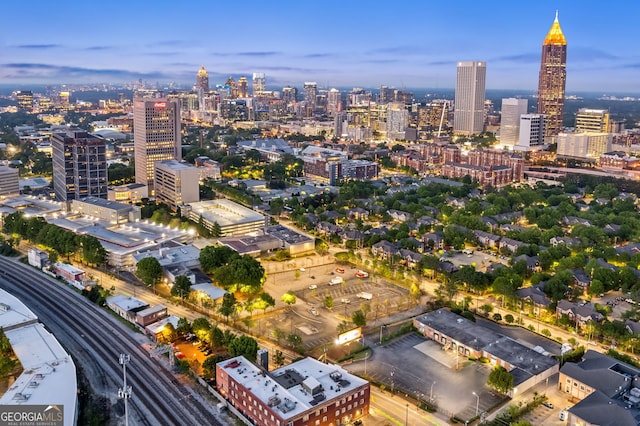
[273,350,285,368]
[161,322,177,343]
[323,296,334,310]
[272,328,286,343]
[487,366,514,395]
[253,292,275,314]
[176,317,191,336]
[505,314,515,324]
[209,326,225,349]
[286,333,303,352]
[218,293,238,322]
[281,291,297,308]
[352,310,367,327]
[171,275,192,300]
[202,355,225,378]
[136,257,163,287]
[213,255,266,294]
[191,317,212,341]
[79,235,107,266]
[199,245,238,273]
[589,279,605,296]
[0,328,11,356]
[410,282,421,300]
[228,335,259,362]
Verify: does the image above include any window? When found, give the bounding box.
[303,415,309,421]
[322,417,327,422]
[335,411,340,417]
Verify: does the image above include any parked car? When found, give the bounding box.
[336,267,345,273]
[308,284,318,290]
[341,298,351,304]
[542,401,554,409]
[329,276,344,286]
[309,307,319,316]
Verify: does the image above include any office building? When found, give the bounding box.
[454,61,486,135]
[500,98,528,146]
[182,199,265,236]
[517,114,546,151]
[154,160,200,212]
[15,91,34,112]
[217,356,370,426]
[281,86,298,104]
[303,82,318,115]
[238,76,249,98]
[575,108,610,133]
[133,97,181,191]
[387,103,408,140]
[327,88,342,117]
[252,72,266,96]
[557,132,612,160]
[0,165,19,196]
[537,11,567,137]
[196,65,209,93]
[52,130,108,202]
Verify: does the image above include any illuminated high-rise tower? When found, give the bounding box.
[252,72,265,96]
[238,76,249,98]
[454,61,486,135]
[133,97,181,191]
[537,11,567,137]
[196,65,209,93]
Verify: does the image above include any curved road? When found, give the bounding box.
[0,256,222,426]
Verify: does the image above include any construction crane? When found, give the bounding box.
[437,100,450,138]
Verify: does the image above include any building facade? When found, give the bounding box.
[556,132,612,160]
[517,114,546,151]
[133,97,181,191]
[217,356,370,426]
[500,98,528,146]
[52,130,108,202]
[537,12,567,137]
[0,165,19,196]
[454,61,486,135]
[154,160,200,212]
[575,108,610,133]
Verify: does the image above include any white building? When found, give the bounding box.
[154,160,200,212]
[0,165,19,196]
[557,132,613,160]
[454,61,486,135]
[500,98,528,146]
[0,289,77,426]
[516,114,547,151]
[386,103,408,140]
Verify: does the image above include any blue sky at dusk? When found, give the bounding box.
[1,0,639,93]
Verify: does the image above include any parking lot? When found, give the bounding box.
[346,333,503,421]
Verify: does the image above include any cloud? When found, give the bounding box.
[302,53,333,59]
[570,46,620,62]
[363,58,398,64]
[0,63,169,81]
[236,51,280,57]
[492,53,540,63]
[85,46,113,51]
[15,44,61,49]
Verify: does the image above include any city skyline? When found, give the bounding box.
[1,1,639,93]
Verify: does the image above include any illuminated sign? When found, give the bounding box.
[154,102,167,109]
[337,327,362,345]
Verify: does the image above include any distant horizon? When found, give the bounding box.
[2,1,640,93]
[2,84,640,99]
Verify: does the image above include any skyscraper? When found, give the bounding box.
[196,65,209,93]
[238,76,249,98]
[454,61,486,135]
[500,98,528,146]
[517,114,546,151]
[252,72,266,96]
[537,11,567,137]
[52,130,107,202]
[133,98,181,191]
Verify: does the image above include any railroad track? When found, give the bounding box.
[0,256,222,426]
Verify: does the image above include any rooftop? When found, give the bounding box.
[106,294,149,312]
[0,290,76,426]
[186,199,264,227]
[219,356,368,420]
[265,224,314,245]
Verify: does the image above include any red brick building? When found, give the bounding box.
[217,356,370,426]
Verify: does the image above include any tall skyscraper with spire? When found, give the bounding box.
[196,65,209,93]
[537,11,567,137]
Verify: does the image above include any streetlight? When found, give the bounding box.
[430,381,436,403]
[472,391,479,417]
[405,403,409,426]
[118,354,132,426]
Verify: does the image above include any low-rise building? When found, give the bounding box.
[107,182,149,203]
[53,262,85,289]
[70,196,141,224]
[559,350,640,426]
[28,248,50,269]
[106,294,149,323]
[183,199,266,236]
[414,309,558,397]
[217,355,370,426]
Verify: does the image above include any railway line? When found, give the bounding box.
[0,256,222,426]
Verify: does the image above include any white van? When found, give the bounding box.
[559,409,568,421]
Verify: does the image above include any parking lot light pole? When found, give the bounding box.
[405,404,409,426]
[472,391,479,416]
[430,381,436,403]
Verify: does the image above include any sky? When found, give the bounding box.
[1,0,639,94]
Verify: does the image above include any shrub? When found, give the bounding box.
[492,313,502,321]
